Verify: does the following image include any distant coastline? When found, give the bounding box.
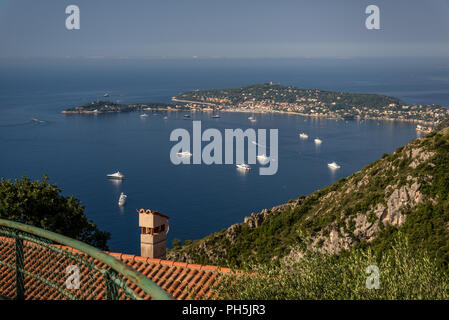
[172,98,440,126]
[62,83,449,126]
[61,101,185,114]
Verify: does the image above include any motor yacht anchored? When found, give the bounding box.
[236,163,251,170]
[118,192,127,206]
[107,171,125,180]
[327,162,341,169]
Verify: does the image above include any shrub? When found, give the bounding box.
[213,233,449,300]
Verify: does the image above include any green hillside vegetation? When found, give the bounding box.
[62,100,180,113]
[213,233,449,299]
[176,83,404,109]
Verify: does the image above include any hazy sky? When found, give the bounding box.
[1,0,449,59]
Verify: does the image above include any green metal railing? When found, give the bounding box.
[0,218,173,300]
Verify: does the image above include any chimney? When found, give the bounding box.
[138,209,169,259]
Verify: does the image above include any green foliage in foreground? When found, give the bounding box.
[0,175,110,250]
[213,234,449,300]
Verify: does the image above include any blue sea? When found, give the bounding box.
[0,57,448,254]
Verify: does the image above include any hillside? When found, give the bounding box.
[175,83,405,108]
[168,122,449,268]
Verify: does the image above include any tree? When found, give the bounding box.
[172,238,182,249]
[0,175,110,250]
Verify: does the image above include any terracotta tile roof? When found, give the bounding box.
[137,208,169,219]
[0,236,229,300]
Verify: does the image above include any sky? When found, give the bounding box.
[1,0,449,59]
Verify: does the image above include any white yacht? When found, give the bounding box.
[257,154,269,165]
[328,162,341,170]
[299,133,309,139]
[118,192,127,206]
[236,163,251,170]
[314,138,323,145]
[104,93,109,97]
[140,113,149,118]
[416,125,432,134]
[212,114,220,118]
[163,116,168,120]
[107,171,125,180]
[250,119,257,123]
[177,151,192,157]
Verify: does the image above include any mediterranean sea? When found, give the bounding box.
[0,57,448,254]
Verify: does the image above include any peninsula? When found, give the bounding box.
[173,83,449,125]
[62,83,449,126]
[61,101,184,114]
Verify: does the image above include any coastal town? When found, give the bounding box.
[173,83,449,126]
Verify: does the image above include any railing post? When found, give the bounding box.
[105,270,119,300]
[15,236,25,300]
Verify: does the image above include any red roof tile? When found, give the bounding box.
[137,209,169,219]
[0,236,230,300]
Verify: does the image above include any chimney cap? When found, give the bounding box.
[137,208,169,219]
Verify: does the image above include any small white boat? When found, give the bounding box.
[328,162,341,170]
[118,192,127,206]
[248,116,254,120]
[299,133,309,139]
[104,93,109,97]
[140,114,149,118]
[212,115,220,118]
[183,114,191,118]
[107,171,125,180]
[257,154,269,164]
[314,138,322,145]
[236,163,251,170]
[177,151,192,157]
[416,125,432,134]
[163,116,168,120]
[250,119,257,123]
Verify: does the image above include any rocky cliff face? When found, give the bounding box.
[167,126,449,267]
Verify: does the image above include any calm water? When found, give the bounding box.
[0,58,447,254]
